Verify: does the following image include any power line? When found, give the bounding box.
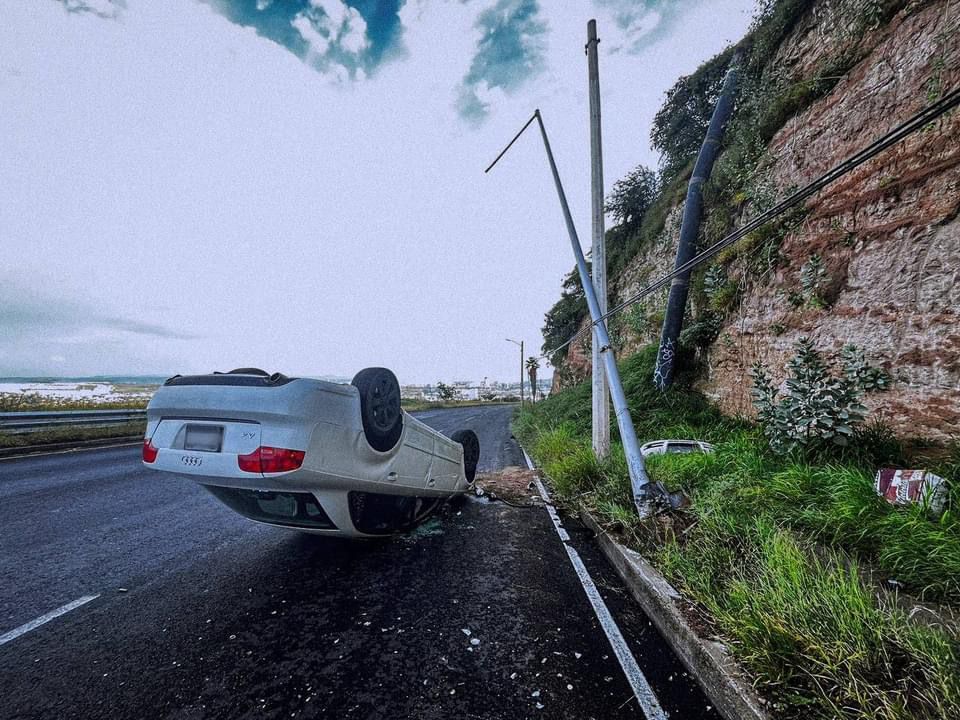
[540,86,960,362]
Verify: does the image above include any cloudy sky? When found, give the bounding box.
[1,0,754,382]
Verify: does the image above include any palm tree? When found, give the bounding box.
[526,357,540,403]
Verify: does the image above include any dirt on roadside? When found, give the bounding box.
[474,467,543,506]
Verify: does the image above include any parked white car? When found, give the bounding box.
[142,368,479,537]
[639,439,714,457]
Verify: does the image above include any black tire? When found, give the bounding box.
[451,429,480,484]
[352,367,403,452]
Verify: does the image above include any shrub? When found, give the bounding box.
[703,264,728,298]
[842,344,890,391]
[679,311,723,349]
[605,164,659,234]
[800,253,828,306]
[624,303,649,335]
[751,338,888,456]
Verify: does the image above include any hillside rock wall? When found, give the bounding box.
[699,0,960,440]
[562,0,960,440]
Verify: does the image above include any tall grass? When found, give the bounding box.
[515,345,960,718]
[660,518,959,719]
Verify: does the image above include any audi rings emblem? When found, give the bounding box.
[180,455,203,467]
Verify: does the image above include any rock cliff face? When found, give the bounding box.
[553,207,679,391]
[560,0,960,440]
[700,0,959,440]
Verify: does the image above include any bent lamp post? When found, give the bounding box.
[486,109,657,518]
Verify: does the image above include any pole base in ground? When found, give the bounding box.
[634,497,656,520]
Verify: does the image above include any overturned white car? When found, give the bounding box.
[142,367,479,537]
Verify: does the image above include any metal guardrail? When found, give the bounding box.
[0,410,147,433]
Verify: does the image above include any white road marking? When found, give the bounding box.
[0,441,141,462]
[0,595,100,646]
[522,447,668,720]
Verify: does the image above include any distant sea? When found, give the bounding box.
[0,375,170,385]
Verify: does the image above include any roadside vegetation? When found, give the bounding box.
[514,345,960,720]
[0,392,150,412]
[0,391,150,450]
[0,421,144,451]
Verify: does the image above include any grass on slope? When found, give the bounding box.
[514,346,960,719]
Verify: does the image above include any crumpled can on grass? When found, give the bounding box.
[874,469,947,517]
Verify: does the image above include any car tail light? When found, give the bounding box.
[237,446,305,474]
[142,438,159,463]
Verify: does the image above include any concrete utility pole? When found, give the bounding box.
[506,338,524,408]
[586,19,610,460]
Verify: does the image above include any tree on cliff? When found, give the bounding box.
[605,165,659,234]
[541,267,587,366]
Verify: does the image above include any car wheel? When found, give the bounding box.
[352,367,403,452]
[451,429,479,484]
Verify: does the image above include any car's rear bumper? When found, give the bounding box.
[163,468,467,537]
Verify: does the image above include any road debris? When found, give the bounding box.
[875,469,947,516]
[473,468,543,507]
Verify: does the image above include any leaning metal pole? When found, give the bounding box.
[533,111,654,517]
[653,54,740,390]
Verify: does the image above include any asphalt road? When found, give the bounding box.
[0,405,717,719]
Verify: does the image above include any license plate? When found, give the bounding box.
[184,425,223,452]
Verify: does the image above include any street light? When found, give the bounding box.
[506,338,524,408]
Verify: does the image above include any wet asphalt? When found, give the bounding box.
[0,404,718,719]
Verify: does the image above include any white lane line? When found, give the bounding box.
[0,595,100,646]
[522,447,668,720]
[0,441,141,462]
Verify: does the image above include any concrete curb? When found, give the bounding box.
[579,509,769,720]
[0,436,141,460]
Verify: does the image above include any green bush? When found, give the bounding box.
[800,253,828,306]
[751,338,889,456]
[679,311,723,349]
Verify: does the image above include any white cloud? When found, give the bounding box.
[311,0,347,30]
[292,0,370,79]
[292,11,331,57]
[338,12,369,55]
[59,0,125,19]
